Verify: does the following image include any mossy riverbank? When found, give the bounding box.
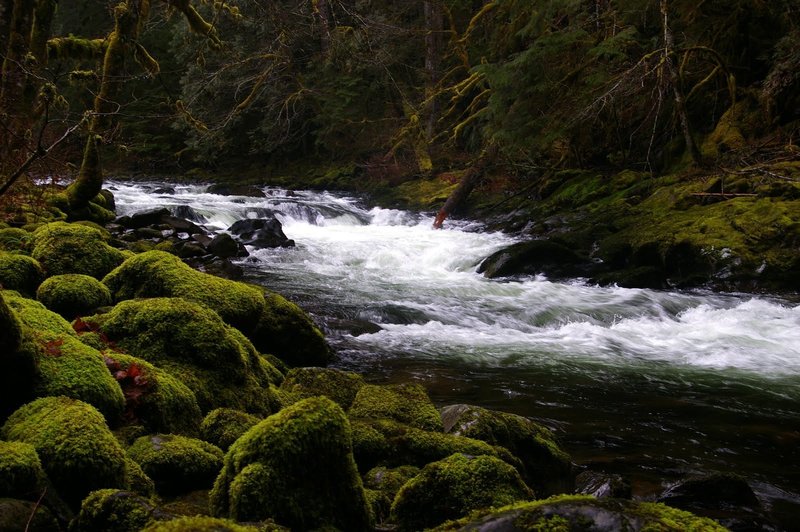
[0,186,766,530]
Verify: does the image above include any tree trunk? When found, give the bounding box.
[660,0,702,166]
[424,0,443,142]
[315,0,332,54]
[31,0,58,65]
[433,143,498,229]
[0,0,35,115]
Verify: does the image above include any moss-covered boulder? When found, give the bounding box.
[128,434,224,496]
[71,489,158,532]
[84,297,282,415]
[103,352,203,435]
[363,465,420,524]
[0,441,46,499]
[0,293,31,420]
[1,397,127,507]
[199,409,261,450]
[0,227,33,253]
[431,495,728,531]
[350,418,520,474]
[279,367,365,409]
[125,458,156,497]
[440,404,573,496]
[391,453,534,531]
[0,498,59,531]
[31,222,125,279]
[0,292,22,359]
[141,516,268,532]
[210,396,371,531]
[36,274,112,320]
[3,293,125,421]
[349,383,443,432]
[0,253,44,295]
[102,251,329,366]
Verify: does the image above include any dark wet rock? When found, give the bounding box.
[656,473,774,531]
[161,215,205,235]
[207,233,248,259]
[0,498,60,531]
[174,242,208,259]
[206,184,266,197]
[152,186,175,194]
[124,208,170,229]
[135,227,165,240]
[228,218,295,249]
[173,205,207,223]
[478,239,595,279]
[574,470,631,499]
[195,258,245,280]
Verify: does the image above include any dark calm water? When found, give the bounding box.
[111,181,800,527]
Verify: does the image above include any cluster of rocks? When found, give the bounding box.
[108,207,294,280]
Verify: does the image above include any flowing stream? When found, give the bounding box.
[110,181,800,524]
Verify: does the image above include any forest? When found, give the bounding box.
[1,1,799,531]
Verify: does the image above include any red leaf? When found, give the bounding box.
[127,363,141,379]
[44,339,64,357]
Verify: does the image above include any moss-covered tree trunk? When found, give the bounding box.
[0,0,35,120]
[433,143,498,228]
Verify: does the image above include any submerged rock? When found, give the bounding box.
[210,396,372,531]
[574,470,631,499]
[391,453,534,531]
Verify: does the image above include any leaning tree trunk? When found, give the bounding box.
[433,143,498,229]
[660,0,702,166]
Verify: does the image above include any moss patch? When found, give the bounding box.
[141,515,267,531]
[1,397,127,507]
[36,273,112,319]
[199,408,261,450]
[0,228,33,253]
[0,498,59,531]
[72,489,157,532]
[278,367,365,409]
[349,383,443,432]
[0,441,46,499]
[210,397,371,531]
[85,297,282,415]
[31,222,125,279]
[0,253,44,295]
[390,453,534,531]
[128,434,224,496]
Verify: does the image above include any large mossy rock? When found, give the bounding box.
[278,367,365,409]
[101,251,329,366]
[200,408,261,451]
[2,292,125,421]
[0,441,46,499]
[349,383,443,432]
[102,351,203,435]
[0,291,22,359]
[391,453,534,531]
[72,489,159,532]
[0,227,33,253]
[210,396,372,531]
[36,274,112,320]
[31,222,125,279]
[128,435,224,496]
[1,397,127,507]
[0,252,44,295]
[0,293,30,420]
[84,297,282,415]
[430,494,728,531]
[350,418,520,474]
[441,404,574,496]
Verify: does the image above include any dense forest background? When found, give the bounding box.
[1,0,799,203]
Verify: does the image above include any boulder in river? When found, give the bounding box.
[478,239,595,279]
[228,218,295,249]
[206,183,266,197]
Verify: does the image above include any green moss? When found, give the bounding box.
[390,453,533,531]
[31,222,125,279]
[363,465,420,523]
[85,297,282,415]
[350,418,518,474]
[440,404,573,496]
[103,351,203,435]
[199,408,261,450]
[156,489,211,518]
[392,176,459,210]
[210,397,371,531]
[102,251,328,366]
[349,383,443,432]
[36,273,112,319]
[125,457,156,497]
[71,489,156,532]
[128,434,224,496]
[0,292,22,357]
[4,292,125,421]
[141,516,265,532]
[0,441,46,498]
[0,498,59,531]
[431,494,728,531]
[1,397,127,507]
[279,367,365,409]
[0,252,44,295]
[0,228,33,253]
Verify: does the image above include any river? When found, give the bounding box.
[109,181,800,526]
